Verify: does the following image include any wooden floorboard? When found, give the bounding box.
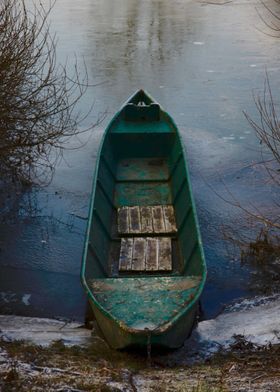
[129,206,141,234]
[152,206,166,233]
[118,205,177,235]
[119,238,133,271]
[158,237,172,271]
[145,238,158,271]
[131,237,146,271]
[118,207,129,234]
[140,206,153,233]
[163,205,177,233]
[119,237,172,272]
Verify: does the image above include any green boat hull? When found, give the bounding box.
[81,90,206,349]
[91,296,198,349]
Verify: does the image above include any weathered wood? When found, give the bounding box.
[119,237,172,272]
[145,237,158,271]
[163,205,177,233]
[129,206,141,233]
[140,206,153,233]
[152,206,166,233]
[158,237,172,271]
[131,237,146,271]
[119,238,133,271]
[118,205,177,234]
[118,207,129,234]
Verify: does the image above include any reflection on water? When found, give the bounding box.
[1,0,280,321]
[85,0,193,74]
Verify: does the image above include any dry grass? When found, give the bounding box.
[1,339,279,391]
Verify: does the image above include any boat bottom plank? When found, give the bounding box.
[117,205,177,235]
[119,237,172,272]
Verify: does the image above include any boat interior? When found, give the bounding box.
[82,97,205,331]
[85,100,203,281]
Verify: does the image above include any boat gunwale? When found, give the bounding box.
[80,89,207,336]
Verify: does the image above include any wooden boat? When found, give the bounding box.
[81,90,206,349]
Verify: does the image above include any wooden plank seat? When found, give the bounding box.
[118,205,177,235]
[119,237,172,272]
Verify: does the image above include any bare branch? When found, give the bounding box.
[0,0,97,185]
[256,0,280,37]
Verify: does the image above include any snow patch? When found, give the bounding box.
[22,294,31,306]
[0,315,92,347]
[222,136,235,140]
[0,292,17,303]
[0,295,279,354]
[197,295,280,348]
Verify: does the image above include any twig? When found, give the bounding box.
[200,0,232,4]
[32,365,83,376]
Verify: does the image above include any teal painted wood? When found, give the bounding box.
[89,295,198,349]
[81,90,206,349]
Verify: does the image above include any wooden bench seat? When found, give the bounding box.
[119,237,172,272]
[118,205,177,235]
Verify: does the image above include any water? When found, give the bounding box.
[0,0,279,321]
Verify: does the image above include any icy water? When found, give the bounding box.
[0,0,280,324]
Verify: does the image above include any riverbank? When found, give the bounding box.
[1,337,279,391]
[1,294,279,391]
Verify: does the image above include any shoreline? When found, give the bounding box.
[0,294,279,391]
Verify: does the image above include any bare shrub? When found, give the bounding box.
[223,1,280,264]
[0,0,93,185]
[219,0,280,281]
[220,70,280,292]
[245,73,280,180]
[257,0,280,37]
